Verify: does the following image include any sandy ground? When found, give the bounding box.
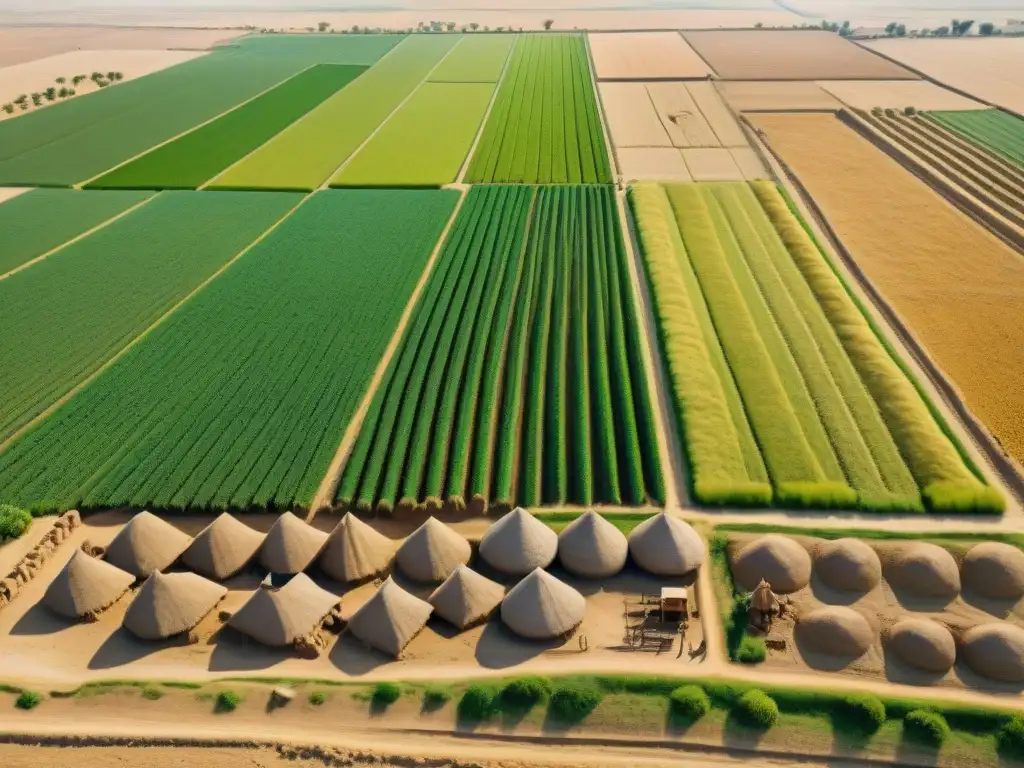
[618,147,693,182]
[0,49,205,117]
[861,38,1024,114]
[600,82,675,147]
[0,187,30,205]
[683,30,918,81]
[680,148,746,180]
[589,32,713,80]
[817,80,986,111]
[716,81,843,112]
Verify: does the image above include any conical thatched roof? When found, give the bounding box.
[44,550,134,619]
[750,579,780,613]
[181,513,264,580]
[500,568,585,640]
[258,511,328,574]
[429,565,505,630]
[347,576,433,658]
[104,511,192,577]
[627,513,705,576]
[395,517,471,583]
[228,572,339,647]
[319,513,395,583]
[122,570,227,640]
[557,510,628,579]
[479,507,557,576]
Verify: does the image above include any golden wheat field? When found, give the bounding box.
[588,31,713,80]
[750,112,1024,468]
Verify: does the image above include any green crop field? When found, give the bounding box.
[229,33,406,64]
[211,35,462,191]
[330,82,494,187]
[927,109,1024,167]
[87,65,366,190]
[337,185,662,514]
[630,181,1002,514]
[429,34,515,82]
[465,34,611,184]
[0,189,459,512]
[0,188,151,275]
[0,190,299,443]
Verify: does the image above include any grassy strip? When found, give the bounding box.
[533,510,656,534]
[928,110,1024,168]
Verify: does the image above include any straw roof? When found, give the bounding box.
[627,513,705,576]
[557,510,628,579]
[479,507,557,576]
[258,511,328,574]
[181,513,264,580]
[319,513,395,583]
[122,570,227,641]
[395,517,471,583]
[429,565,505,630]
[347,576,433,658]
[44,550,134,619]
[228,572,339,647]
[104,511,192,577]
[750,579,780,613]
[500,568,586,640]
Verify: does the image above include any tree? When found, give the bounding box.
[446,21,456,32]
[951,19,974,36]
[896,23,906,36]
[72,74,86,86]
[31,93,42,106]
[13,94,27,105]
[55,76,66,84]
[933,25,950,36]
[2,103,13,114]
[979,22,995,35]
[885,22,898,35]
[839,20,852,37]
[469,22,479,31]
[543,19,554,30]
[318,21,330,32]
[58,87,69,98]
[44,87,56,101]
[754,21,763,28]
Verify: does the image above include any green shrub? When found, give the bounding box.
[998,715,1024,757]
[140,686,164,701]
[840,694,886,733]
[904,709,949,746]
[735,634,767,664]
[308,691,327,706]
[372,682,401,707]
[548,681,602,724]
[734,689,779,729]
[422,686,451,709]
[500,677,551,710]
[669,685,711,721]
[15,691,42,710]
[215,690,240,713]
[0,504,32,540]
[458,684,497,722]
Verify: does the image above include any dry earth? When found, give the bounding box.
[817,80,985,111]
[617,147,693,182]
[0,188,30,205]
[679,148,746,181]
[589,32,713,80]
[715,81,843,112]
[0,27,240,67]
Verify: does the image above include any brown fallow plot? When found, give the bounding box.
[716,81,843,113]
[750,111,1024,470]
[588,31,714,80]
[818,80,985,112]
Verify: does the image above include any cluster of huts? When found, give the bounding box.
[40,508,706,660]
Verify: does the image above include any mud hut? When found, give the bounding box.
[44,550,135,620]
[556,510,628,579]
[962,542,1024,600]
[479,507,557,576]
[886,618,956,674]
[228,573,339,647]
[122,570,228,641]
[962,624,1024,683]
[395,517,471,583]
[258,511,328,575]
[181,513,264,581]
[885,542,960,598]
[732,535,812,593]
[103,511,192,578]
[500,568,585,640]
[627,513,705,576]
[347,576,433,658]
[814,538,881,592]
[796,606,875,658]
[429,565,505,630]
[748,579,781,631]
[318,513,395,584]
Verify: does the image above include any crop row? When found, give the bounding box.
[465,34,612,184]
[428,34,516,82]
[928,109,1024,168]
[631,181,1001,513]
[0,190,459,512]
[337,185,662,514]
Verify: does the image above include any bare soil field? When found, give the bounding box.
[617,147,692,182]
[599,83,673,148]
[679,148,745,181]
[861,38,1024,114]
[0,187,29,205]
[818,80,985,111]
[729,147,769,180]
[0,27,240,68]
[686,81,747,146]
[715,81,842,112]
[589,32,713,80]
[749,112,1024,471]
[683,30,918,81]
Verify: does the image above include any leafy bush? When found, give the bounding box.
[904,709,949,746]
[998,715,1024,757]
[734,689,779,729]
[500,677,551,710]
[215,690,240,713]
[458,684,497,722]
[308,691,327,706]
[372,682,401,707]
[15,691,42,710]
[736,634,767,664]
[140,686,164,701]
[0,504,32,540]
[422,686,451,709]
[840,694,886,733]
[669,685,711,721]
[548,681,603,724]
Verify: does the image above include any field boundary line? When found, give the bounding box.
[455,36,516,184]
[319,38,464,190]
[584,33,622,184]
[0,193,157,282]
[75,64,319,190]
[0,193,312,459]
[307,188,468,518]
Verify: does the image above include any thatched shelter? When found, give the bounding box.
[347,576,433,658]
[103,511,192,578]
[319,513,395,583]
[228,573,339,647]
[479,507,557,576]
[429,565,505,630]
[395,517,470,583]
[181,513,264,581]
[500,568,585,640]
[748,579,781,631]
[44,550,134,620]
[258,511,328,575]
[557,510,628,579]
[122,570,228,641]
[627,513,705,576]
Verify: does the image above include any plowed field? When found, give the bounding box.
[588,31,713,80]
